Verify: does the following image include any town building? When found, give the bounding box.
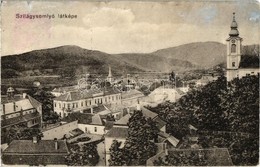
[53,88,122,118]
[2,138,69,165]
[104,104,179,165]
[51,85,79,97]
[195,75,218,86]
[61,112,114,135]
[121,89,145,107]
[1,88,42,130]
[226,13,260,81]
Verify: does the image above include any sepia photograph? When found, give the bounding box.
[0,0,259,166]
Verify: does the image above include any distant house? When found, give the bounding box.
[53,88,122,118]
[1,88,42,135]
[2,139,69,165]
[104,106,178,165]
[51,85,79,97]
[113,106,167,132]
[121,89,145,107]
[61,112,112,135]
[226,13,260,81]
[195,75,218,86]
[146,148,233,166]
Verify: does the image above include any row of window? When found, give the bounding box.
[3,110,35,119]
[55,95,121,109]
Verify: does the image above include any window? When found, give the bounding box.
[59,103,61,108]
[85,101,88,106]
[231,44,236,53]
[81,102,83,107]
[67,103,71,109]
[94,127,97,132]
[232,62,235,67]
[54,103,57,107]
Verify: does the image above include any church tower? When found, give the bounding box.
[107,66,113,83]
[226,12,243,82]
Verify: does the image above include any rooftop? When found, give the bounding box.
[1,112,41,128]
[1,95,41,115]
[3,140,69,154]
[105,127,129,138]
[61,112,93,124]
[54,88,120,101]
[121,89,144,99]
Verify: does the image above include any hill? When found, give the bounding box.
[2,42,258,79]
[1,45,145,78]
[153,42,227,68]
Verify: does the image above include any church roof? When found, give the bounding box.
[229,13,239,37]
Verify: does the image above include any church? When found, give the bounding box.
[226,13,259,82]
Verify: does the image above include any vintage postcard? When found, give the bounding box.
[1,0,259,166]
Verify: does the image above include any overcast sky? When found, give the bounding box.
[1,0,259,56]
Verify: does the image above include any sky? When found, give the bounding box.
[1,0,259,56]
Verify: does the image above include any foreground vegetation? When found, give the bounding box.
[149,75,259,165]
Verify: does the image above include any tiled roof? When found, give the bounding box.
[104,121,114,130]
[3,140,69,154]
[141,107,158,119]
[105,127,128,138]
[2,99,34,115]
[61,112,93,124]
[158,131,179,147]
[91,114,103,125]
[54,88,120,101]
[153,116,166,129]
[1,112,41,128]
[121,89,144,99]
[27,95,42,109]
[52,85,78,93]
[114,114,131,126]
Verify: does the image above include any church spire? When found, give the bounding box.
[229,12,239,37]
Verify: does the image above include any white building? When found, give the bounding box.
[226,13,259,82]
[53,88,122,118]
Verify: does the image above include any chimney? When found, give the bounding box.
[22,93,27,99]
[54,138,58,150]
[90,107,94,114]
[32,136,38,144]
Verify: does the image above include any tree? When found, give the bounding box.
[28,89,59,123]
[108,111,159,166]
[124,111,158,165]
[66,143,99,166]
[108,140,126,166]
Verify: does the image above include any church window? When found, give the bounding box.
[232,62,235,67]
[231,44,236,53]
